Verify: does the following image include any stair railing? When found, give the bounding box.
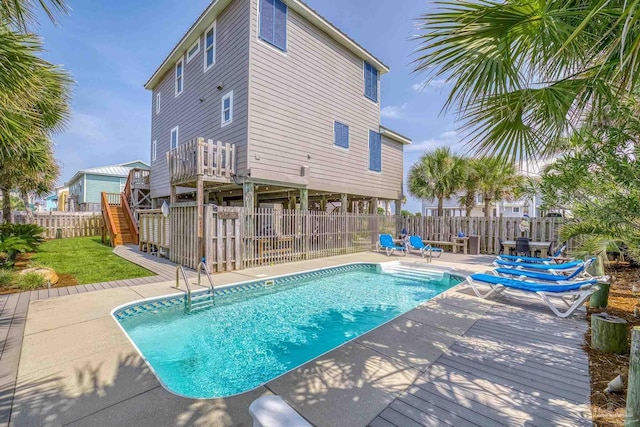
[197,261,215,305]
[120,192,139,244]
[176,265,192,310]
[101,192,118,247]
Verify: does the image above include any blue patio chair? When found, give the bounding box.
[377,234,407,257]
[466,273,603,318]
[493,265,603,282]
[407,236,444,258]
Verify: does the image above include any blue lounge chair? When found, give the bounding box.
[466,273,602,318]
[407,236,443,258]
[493,265,601,282]
[377,234,407,257]
[493,258,594,276]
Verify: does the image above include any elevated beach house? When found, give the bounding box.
[66,161,150,212]
[145,0,410,213]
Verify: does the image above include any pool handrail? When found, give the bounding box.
[175,265,192,310]
[197,261,215,305]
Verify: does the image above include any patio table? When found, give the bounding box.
[502,240,552,256]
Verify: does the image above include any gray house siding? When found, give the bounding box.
[247,0,403,200]
[149,0,251,199]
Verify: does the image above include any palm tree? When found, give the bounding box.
[457,158,481,217]
[1,0,69,30]
[475,158,522,218]
[408,147,465,216]
[413,0,639,161]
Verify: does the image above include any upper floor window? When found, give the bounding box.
[369,130,382,172]
[333,121,349,149]
[364,62,378,103]
[204,22,216,71]
[171,126,179,150]
[155,93,161,115]
[221,91,233,127]
[152,140,157,161]
[259,0,287,52]
[187,39,200,63]
[175,58,184,96]
[512,206,520,213]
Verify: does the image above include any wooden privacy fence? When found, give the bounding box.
[13,212,103,238]
[401,216,562,254]
[138,210,170,254]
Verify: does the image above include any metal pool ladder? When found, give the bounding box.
[175,265,192,310]
[176,264,216,313]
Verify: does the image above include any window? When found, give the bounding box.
[364,61,378,102]
[152,140,157,161]
[368,130,381,172]
[204,22,216,71]
[175,58,184,96]
[333,121,349,149]
[187,39,200,63]
[513,206,521,213]
[221,91,233,127]
[259,0,287,51]
[155,93,161,114]
[171,126,179,150]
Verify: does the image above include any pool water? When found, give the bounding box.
[115,264,460,398]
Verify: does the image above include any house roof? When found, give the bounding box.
[380,126,412,145]
[144,0,390,90]
[65,160,150,186]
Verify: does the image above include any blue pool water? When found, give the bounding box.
[115,264,460,398]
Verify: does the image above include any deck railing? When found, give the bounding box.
[101,192,118,247]
[168,138,236,185]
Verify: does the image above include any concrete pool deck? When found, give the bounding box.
[4,251,591,426]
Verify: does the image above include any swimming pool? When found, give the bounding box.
[113,263,462,398]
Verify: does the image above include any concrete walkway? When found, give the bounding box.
[4,251,592,426]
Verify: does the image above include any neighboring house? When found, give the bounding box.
[144,0,410,213]
[65,161,150,212]
[421,193,543,218]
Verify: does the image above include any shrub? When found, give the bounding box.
[14,272,46,290]
[0,270,14,287]
[0,224,45,250]
[0,236,30,266]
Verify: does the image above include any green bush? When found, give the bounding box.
[0,224,45,250]
[0,270,14,287]
[0,236,31,266]
[14,272,46,290]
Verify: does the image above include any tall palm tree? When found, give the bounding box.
[413,0,639,161]
[1,0,69,31]
[408,147,465,216]
[457,158,481,217]
[475,158,522,218]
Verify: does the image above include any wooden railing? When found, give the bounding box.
[168,138,236,185]
[101,192,118,247]
[121,193,139,244]
[105,192,120,205]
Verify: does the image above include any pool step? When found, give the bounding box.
[383,267,443,281]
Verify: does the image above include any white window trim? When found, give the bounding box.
[175,57,184,97]
[170,126,179,150]
[513,207,521,213]
[363,61,379,105]
[152,140,157,161]
[204,21,217,72]
[256,0,288,57]
[333,120,349,151]
[155,93,161,115]
[186,39,200,63]
[221,91,234,127]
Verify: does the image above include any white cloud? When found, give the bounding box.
[411,78,448,93]
[406,130,461,152]
[380,103,408,119]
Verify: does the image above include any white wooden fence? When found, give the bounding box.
[138,210,170,254]
[11,212,103,238]
[138,207,563,273]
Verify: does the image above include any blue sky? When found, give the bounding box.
[36,0,464,213]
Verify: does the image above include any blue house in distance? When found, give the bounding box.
[65,160,150,211]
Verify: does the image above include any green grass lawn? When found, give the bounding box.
[32,237,154,284]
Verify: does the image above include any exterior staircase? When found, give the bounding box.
[110,205,136,245]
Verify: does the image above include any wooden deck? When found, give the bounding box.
[369,291,591,427]
[0,245,196,427]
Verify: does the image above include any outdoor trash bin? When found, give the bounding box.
[469,235,480,255]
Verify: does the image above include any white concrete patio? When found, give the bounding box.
[4,251,591,426]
